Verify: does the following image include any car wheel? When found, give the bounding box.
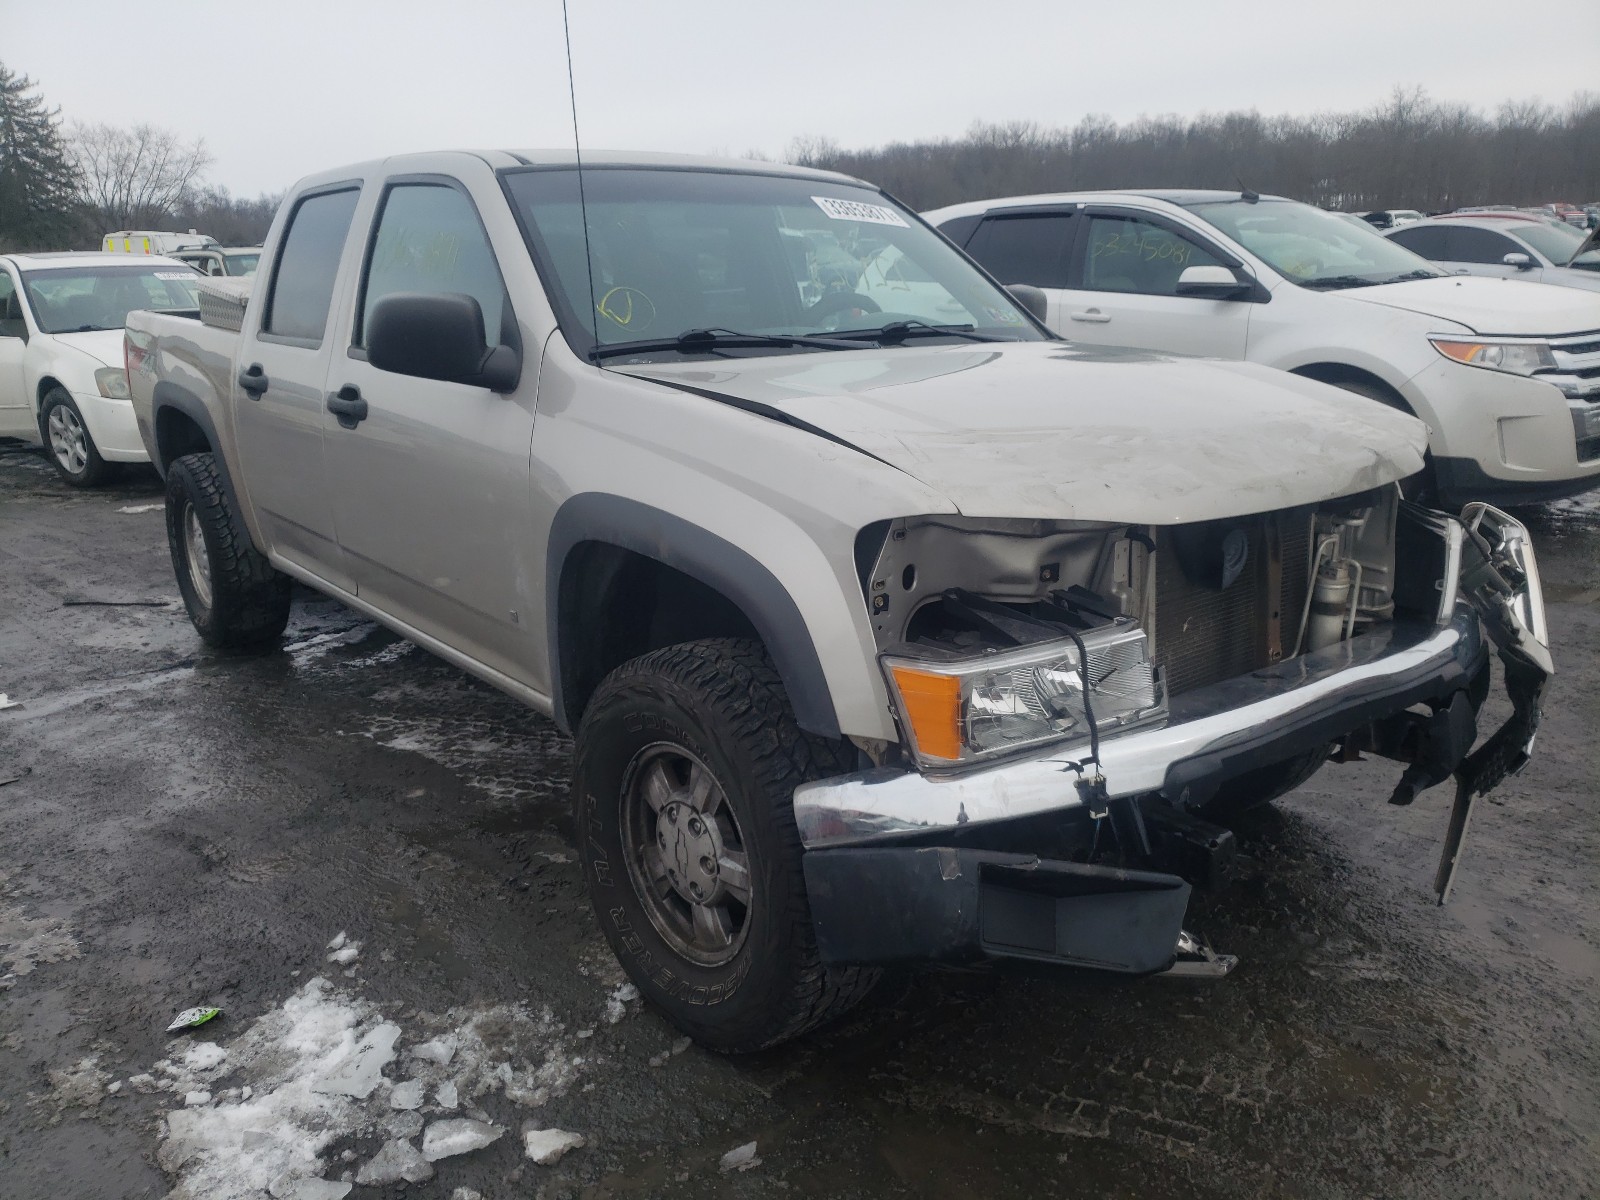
[165,451,291,650]
[573,637,879,1053]
[1195,745,1331,824]
[40,387,114,487]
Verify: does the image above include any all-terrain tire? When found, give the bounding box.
[1196,745,1331,824]
[165,452,291,650]
[40,387,115,487]
[573,637,879,1053]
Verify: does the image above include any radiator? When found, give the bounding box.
[1152,512,1312,697]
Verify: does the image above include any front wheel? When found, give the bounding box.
[573,638,878,1052]
[166,452,291,650]
[40,388,115,487]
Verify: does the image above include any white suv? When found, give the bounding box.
[925,191,1600,506]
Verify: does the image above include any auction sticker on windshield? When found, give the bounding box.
[154,272,198,280]
[812,196,909,227]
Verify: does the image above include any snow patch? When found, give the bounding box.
[720,1141,762,1172]
[604,982,640,1025]
[117,503,163,514]
[523,1126,585,1164]
[422,1118,504,1161]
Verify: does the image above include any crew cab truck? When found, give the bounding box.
[926,191,1600,507]
[0,251,201,485]
[127,152,1552,1052]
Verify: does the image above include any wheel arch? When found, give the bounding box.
[150,381,220,476]
[1289,362,1415,415]
[547,494,841,740]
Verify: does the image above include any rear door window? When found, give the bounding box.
[263,188,361,344]
[964,213,1076,288]
[356,183,507,349]
[1387,225,1452,260]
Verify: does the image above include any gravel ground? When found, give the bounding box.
[1,439,1595,1200]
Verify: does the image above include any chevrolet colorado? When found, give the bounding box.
[126,151,1551,1051]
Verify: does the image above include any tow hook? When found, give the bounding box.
[1158,930,1237,979]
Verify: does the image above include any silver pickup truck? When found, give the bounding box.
[126,150,1552,1052]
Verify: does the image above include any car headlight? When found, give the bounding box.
[94,367,131,399]
[881,621,1167,770]
[1431,338,1556,377]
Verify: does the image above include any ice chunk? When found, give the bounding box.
[268,1172,352,1200]
[523,1127,585,1165]
[409,1037,457,1066]
[387,1110,423,1139]
[389,1079,424,1110]
[720,1141,761,1172]
[327,945,359,966]
[326,932,347,951]
[355,1137,434,1185]
[312,1021,399,1098]
[604,982,640,1025]
[422,1118,505,1161]
[451,1190,484,1200]
[435,1080,458,1109]
[184,1090,212,1107]
[183,1042,227,1071]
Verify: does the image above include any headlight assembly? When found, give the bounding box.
[94,367,131,399]
[882,621,1167,770]
[1431,338,1556,377]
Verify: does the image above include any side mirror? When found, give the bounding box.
[1502,252,1534,271]
[1005,284,1049,324]
[1175,264,1252,299]
[367,292,521,393]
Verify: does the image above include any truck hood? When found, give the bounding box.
[620,341,1427,524]
[1343,275,1600,336]
[46,329,126,372]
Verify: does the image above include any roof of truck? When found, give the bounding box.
[2,251,194,270]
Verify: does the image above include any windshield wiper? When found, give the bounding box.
[1297,275,1382,291]
[1379,268,1442,285]
[832,320,1000,344]
[591,327,860,361]
[64,324,118,333]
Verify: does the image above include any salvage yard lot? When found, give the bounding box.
[1,439,1597,1199]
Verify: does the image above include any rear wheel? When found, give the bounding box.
[40,388,115,487]
[573,637,878,1052]
[166,452,291,650]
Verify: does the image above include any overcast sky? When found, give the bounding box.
[6,0,1598,197]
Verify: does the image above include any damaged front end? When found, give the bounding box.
[798,494,1551,976]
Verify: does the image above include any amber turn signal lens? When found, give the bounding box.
[888,665,962,761]
[1431,339,1485,364]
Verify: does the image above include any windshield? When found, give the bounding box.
[22,265,201,333]
[1509,220,1595,269]
[503,167,1043,359]
[223,253,260,277]
[1185,198,1444,289]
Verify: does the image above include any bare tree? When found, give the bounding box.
[70,121,212,231]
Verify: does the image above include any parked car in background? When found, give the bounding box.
[103,229,216,256]
[1386,215,1600,293]
[926,190,1600,505]
[125,150,1552,1050]
[172,245,263,278]
[0,252,201,485]
[1544,204,1587,229]
[1359,209,1425,230]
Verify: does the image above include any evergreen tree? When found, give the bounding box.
[0,62,83,251]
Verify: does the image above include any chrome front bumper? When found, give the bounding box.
[796,604,1488,849]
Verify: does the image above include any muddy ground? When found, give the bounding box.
[1,438,1596,1200]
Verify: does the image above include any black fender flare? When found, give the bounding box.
[151,382,250,528]
[546,493,841,739]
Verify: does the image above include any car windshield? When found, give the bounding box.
[1510,220,1595,268]
[503,167,1044,359]
[22,264,201,333]
[1185,197,1444,289]
[224,253,260,277]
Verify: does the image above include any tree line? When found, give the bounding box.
[0,61,281,252]
[789,88,1600,214]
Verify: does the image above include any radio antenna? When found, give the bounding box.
[560,0,600,360]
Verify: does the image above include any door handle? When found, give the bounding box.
[326,384,369,429]
[238,362,269,398]
[1069,309,1111,323]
